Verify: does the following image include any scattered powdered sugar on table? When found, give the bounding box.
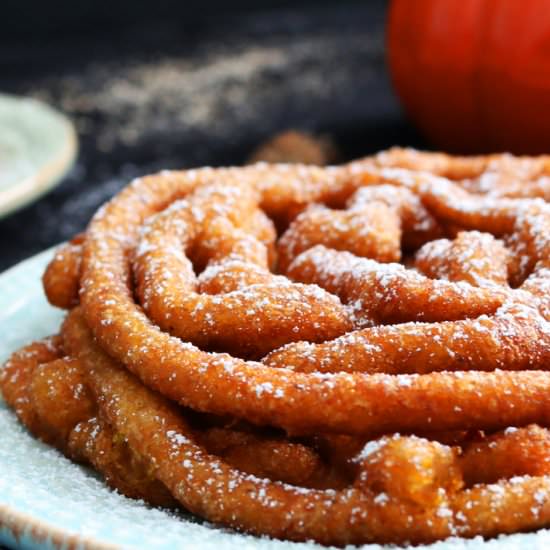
[30,30,384,155]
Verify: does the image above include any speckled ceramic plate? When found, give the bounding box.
[0,94,77,218]
[1,249,549,550]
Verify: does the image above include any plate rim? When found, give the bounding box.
[0,94,78,220]
[0,503,120,550]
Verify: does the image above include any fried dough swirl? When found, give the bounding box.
[3,148,550,545]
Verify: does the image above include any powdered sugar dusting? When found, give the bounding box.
[3,146,550,547]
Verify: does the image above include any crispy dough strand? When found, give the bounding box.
[372,147,550,201]
[287,245,508,325]
[5,150,550,546]
[0,337,62,437]
[0,335,176,506]
[77,163,550,435]
[59,308,550,546]
[277,202,401,273]
[132,181,352,358]
[460,426,550,486]
[415,231,510,288]
[42,233,85,309]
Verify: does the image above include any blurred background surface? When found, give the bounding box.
[0,0,421,270]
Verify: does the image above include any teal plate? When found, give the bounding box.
[0,94,77,218]
[0,249,549,550]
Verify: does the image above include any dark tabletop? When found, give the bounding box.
[0,1,424,271]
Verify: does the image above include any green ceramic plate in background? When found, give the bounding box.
[0,94,77,218]
[0,249,549,550]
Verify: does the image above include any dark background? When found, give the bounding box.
[0,0,424,271]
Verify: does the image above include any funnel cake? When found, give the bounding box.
[2,149,550,546]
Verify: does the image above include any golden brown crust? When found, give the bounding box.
[52,309,550,545]
[70,161,546,439]
[3,148,550,545]
[0,335,176,507]
[42,233,84,309]
[415,231,511,287]
[460,426,550,486]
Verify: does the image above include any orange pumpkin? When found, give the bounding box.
[388,0,550,154]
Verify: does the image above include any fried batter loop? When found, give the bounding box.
[6,148,550,546]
